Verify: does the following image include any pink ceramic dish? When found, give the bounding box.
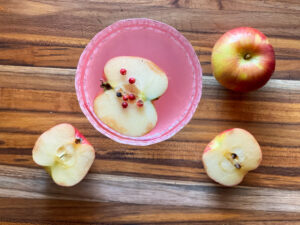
[75,18,202,146]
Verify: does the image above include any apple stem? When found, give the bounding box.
[244,53,251,60]
[100,79,112,90]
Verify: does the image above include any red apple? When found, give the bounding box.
[202,128,262,186]
[212,27,275,92]
[32,123,95,187]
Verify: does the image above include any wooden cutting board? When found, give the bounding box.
[0,0,299,224]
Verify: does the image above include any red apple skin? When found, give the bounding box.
[212,27,275,92]
[74,127,91,145]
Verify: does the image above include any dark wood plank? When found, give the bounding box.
[1,198,299,225]
[0,0,299,79]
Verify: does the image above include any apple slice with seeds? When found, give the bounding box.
[104,56,168,101]
[32,123,95,187]
[94,89,157,137]
[202,128,262,186]
[94,56,168,137]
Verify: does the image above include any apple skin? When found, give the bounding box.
[212,27,275,92]
[74,127,90,145]
[202,128,262,186]
[203,128,234,154]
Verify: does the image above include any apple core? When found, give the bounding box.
[56,143,76,167]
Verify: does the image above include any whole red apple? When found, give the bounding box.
[211,27,275,92]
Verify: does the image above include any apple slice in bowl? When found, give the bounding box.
[94,56,168,137]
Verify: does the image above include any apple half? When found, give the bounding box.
[94,56,168,137]
[32,123,95,187]
[202,128,262,186]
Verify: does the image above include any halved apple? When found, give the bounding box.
[32,123,95,187]
[104,56,168,100]
[202,128,262,186]
[94,56,168,137]
[94,89,157,137]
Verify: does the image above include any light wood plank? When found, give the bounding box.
[0,165,299,213]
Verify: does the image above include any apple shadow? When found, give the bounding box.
[219,87,256,123]
[207,78,269,132]
[210,184,248,210]
[30,173,116,224]
[39,173,102,221]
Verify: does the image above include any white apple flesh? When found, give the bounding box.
[94,56,168,137]
[202,128,262,186]
[104,56,168,100]
[94,89,157,137]
[32,123,95,187]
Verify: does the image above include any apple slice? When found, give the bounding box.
[94,56,168,137]
[202,128,262,186]
[104,56,168,101]
[94,89,157,137]
[32,123,95,187]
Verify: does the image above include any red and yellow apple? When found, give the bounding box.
[212,27,275,92]
[202,128,262,186]
[32,123,95,187]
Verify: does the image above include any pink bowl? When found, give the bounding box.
[75,18,202,146]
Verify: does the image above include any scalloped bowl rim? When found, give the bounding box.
[75,18,202,146]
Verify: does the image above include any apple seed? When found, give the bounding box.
[234,163,241,169]
[75,138,82,144]
[231,153,237,159]
[100,79,112,90]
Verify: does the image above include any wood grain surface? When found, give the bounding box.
[0,0,300,224]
